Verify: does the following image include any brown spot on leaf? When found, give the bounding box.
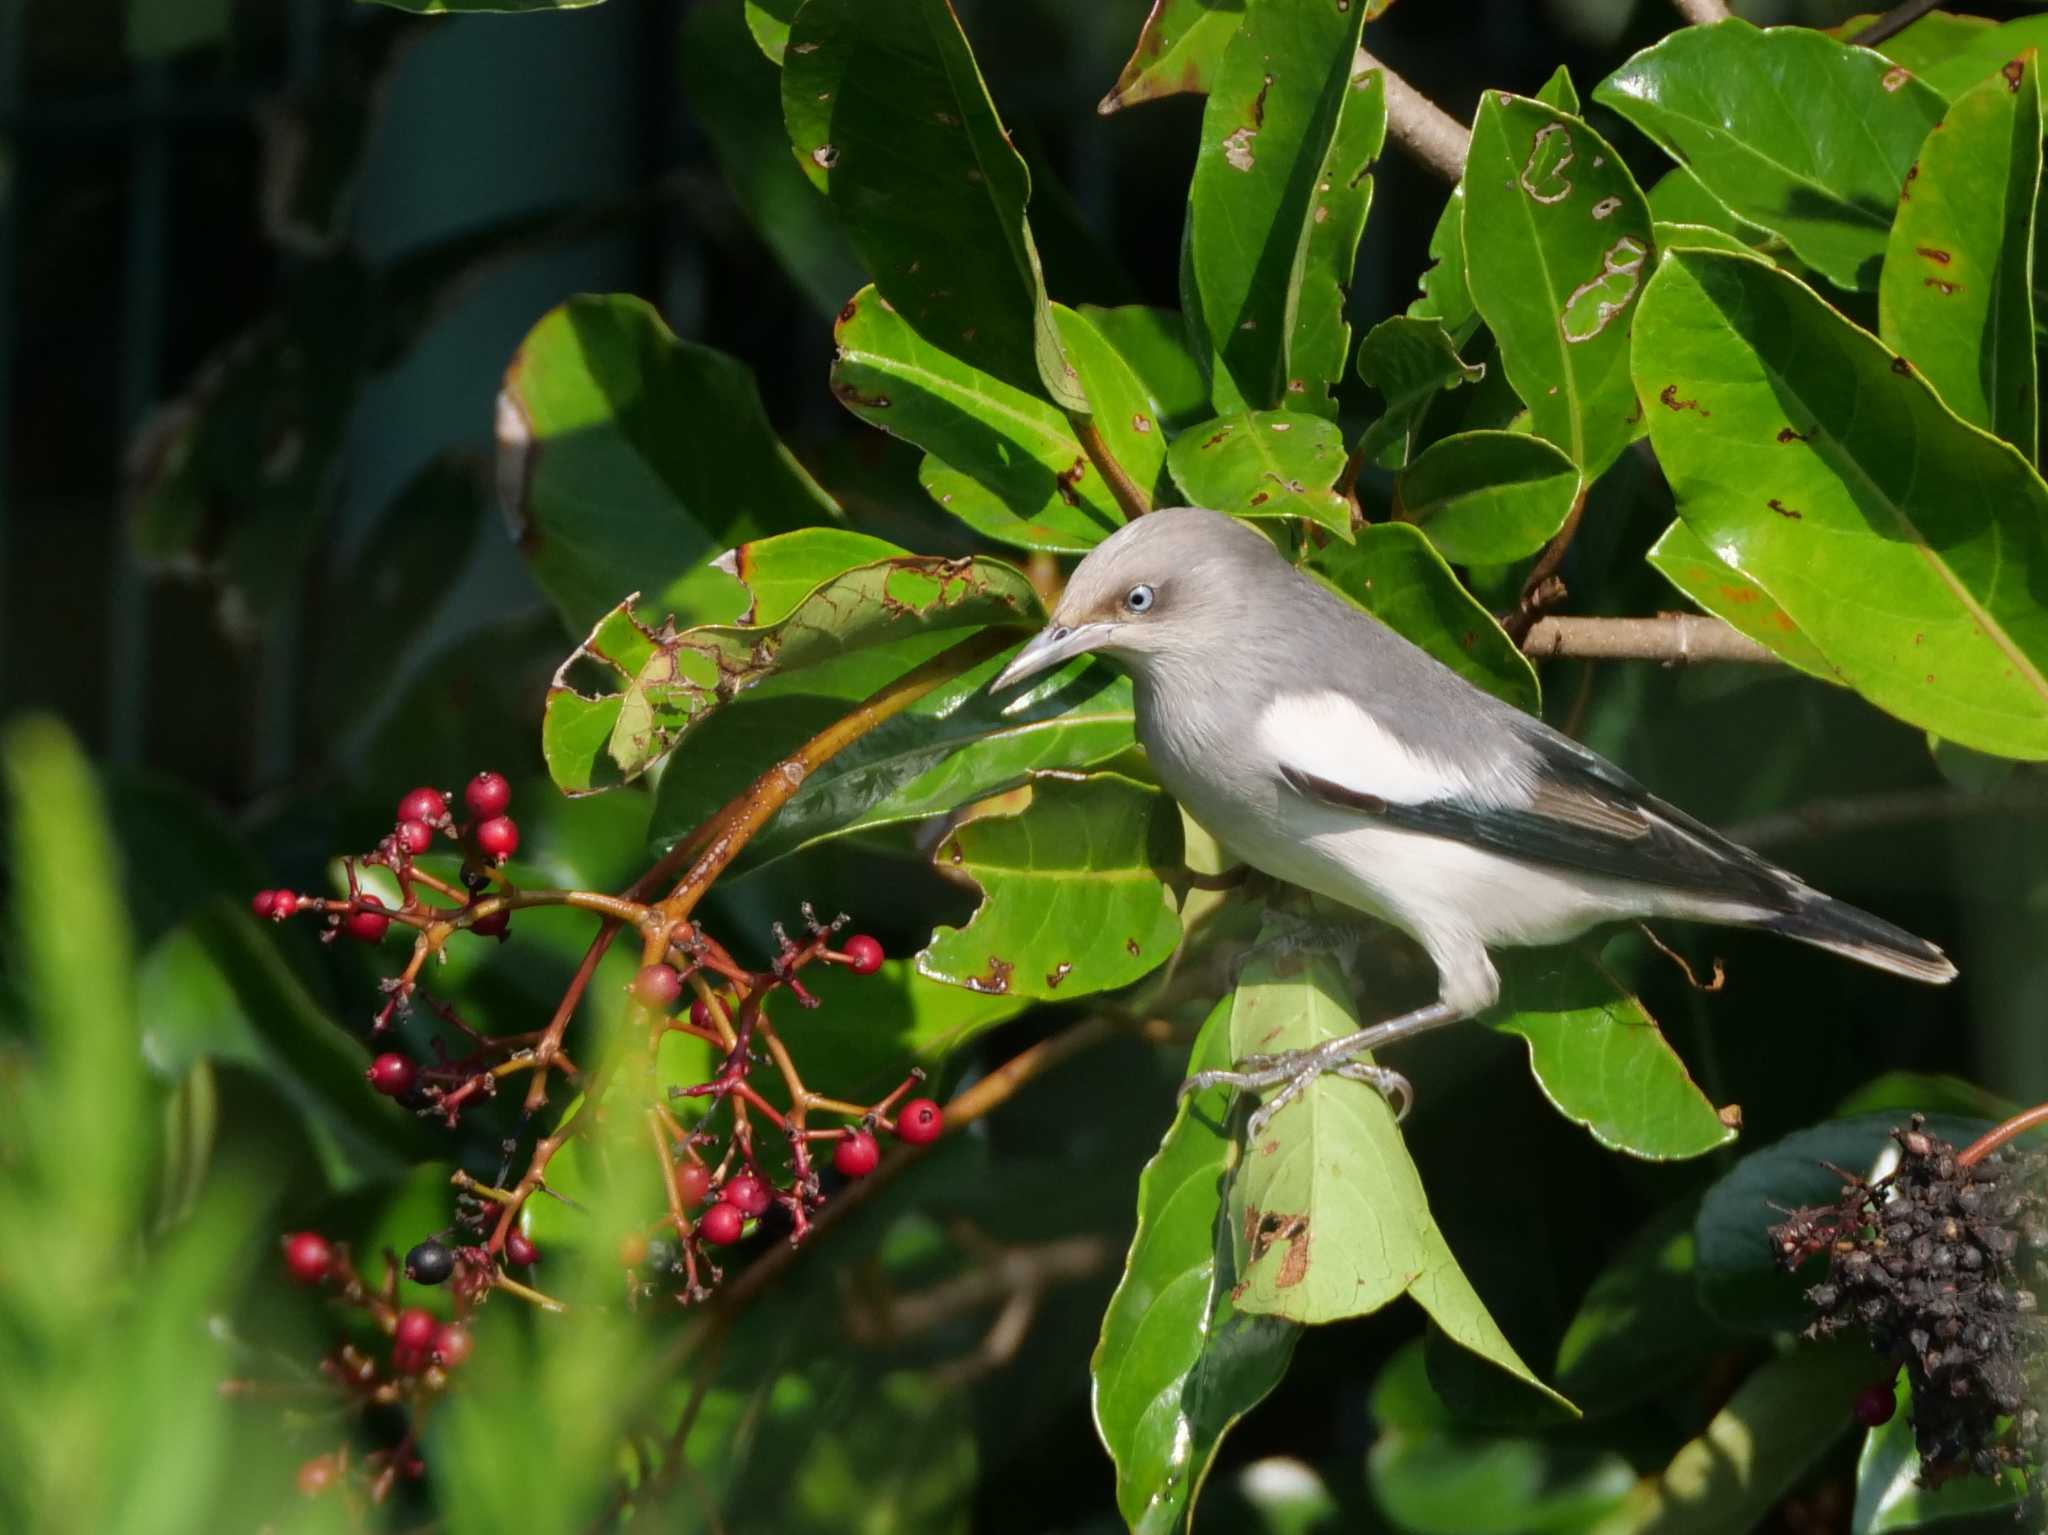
[1924,278,1959,296]
[1659,384,1709,415]
[1055,459,1087,507]
[1718,1103,1744,1130]
[1917,246,1952,265]
[832,379,891,410]
[1201,428,1232,449]
[966,956,1014,995]
[1776,426,1813,444]
[1132,414,1152,434]
[837,298,858,325]
[1249,491,1271,507]
[1246,1208,1311,1287]
[1251,74,1272,129]
[1719,585,1760,606]
[2005,58,2027,91]
[1902,163,1920,200]
[1891,356,1914,376]
[1045,961,1073,989]
[1882,66,1911,93]
[1767,498,1801,520]
[811,144,839,170]
[1125,937,1141,956]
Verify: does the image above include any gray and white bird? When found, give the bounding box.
[990,507,1955,1128]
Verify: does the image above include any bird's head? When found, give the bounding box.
[990,507,1284,690]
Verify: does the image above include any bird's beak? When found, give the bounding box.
[990,620,1115,691]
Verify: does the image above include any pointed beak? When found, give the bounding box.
[990,620,1116,691]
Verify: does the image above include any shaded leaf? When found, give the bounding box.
[1878,57,2041,448]
[1837,11,1997,80]
[1834,1070,2016,1121]
[1167,412,1352,535]
[917,773,1182,1003]
[1288,66,1386,419]
[783,0,1083,409]
[1078,305,1213,434]
[1370,1421,1632,1535]
[1091,996,1302,1535]
[1356,315,1486,469]
[1645,164,1777,252]
[741,0,796,63]
[1397,431,1578,565]
[1646,520,1839,683]
[1852,1370,2031,1532]
[498,295,838,634]
[1463,94,1653,478]
[1099,0,1247,116]
[1634,249,2048,760]
[1410,184,1477,340]
[359,0,602,9]
[1594,21,1944,291]
[1909,17,2048,100]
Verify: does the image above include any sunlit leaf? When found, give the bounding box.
[1646,520,1839,682]
[1167,412,1352,536]
[1396,430,1578,566]
[1852,1370,2031,1532]
[1078,305,1213,434]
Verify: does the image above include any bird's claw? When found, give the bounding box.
[1179,1045,1413,1139]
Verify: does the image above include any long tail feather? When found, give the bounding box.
[1761,893,1957,985]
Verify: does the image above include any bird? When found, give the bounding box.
[989,507,1955,1133]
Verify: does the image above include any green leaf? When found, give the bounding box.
[741,0,796,63]
[1834,1070,2016,1121]
[1852,1370,2031,1533]
[1098,0,1246,115]
[1634,248,2048,760]
[358,0,602,9]
[1370,1422,1633,1535]
[1356,316,1487,469]
[1553,1202,1732,1416]
[1594,21,1945,291]
[499,295,839,634]
[541,548,1040,794]
[1091,996,1302,1535]
[1878,58,2041,448]
[917,772,1182,1003]
[1289,67,1387,419]
[126,0,229,59]
[1646,520,1839,683]
[783,0,1083,410]
[1839,11,1997,80]
[1396,431,1578,565]
[1185,0,1369,413]
[1486,950,1735,1163]
[1411,185,1477,340]
[1910,17,2048,100]
[1306,522,1541,713]
[829,288,1132,551]
[1652,221,1759,259]
[1646,165,1777,252]
[1463,95,1653,479]
[1077,305,1213,434]
[1166,412,1353,536]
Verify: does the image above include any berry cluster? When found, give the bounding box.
[1768,1116,2046,1490]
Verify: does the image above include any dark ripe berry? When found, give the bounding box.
[632,964,683,1009]
[505,1230,539,1267]
[395,819,434,855]
[464,771,512,819]
[343,898,391,944]
[251,889,278,919]
[296,1454,340,1498]
[1853,1381,1898,1429]
[283,1231,333,1285]
[470,908,509,938]
[405,1239,455,1286]
[895,1098,944,1145]
[676,1163,712,1208]
[617,1231,651,1269]
[842,934,885,975]
[391,1343,428,1375]
[723,1174,772,1217]
[645,1237,681,1272]
[475,815,520,862]
[397,787,447,826]
[433,1323,473,1368]
[393,1306,438,1351]
[270,890,299,919]
[366,1053,416,1097]
[833,1130,880,1178]
[698,1201,745,1245]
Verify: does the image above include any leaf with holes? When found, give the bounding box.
[783,0,1083,409]
[1167,413,1351,535]
[1289,67,1386,419]
[917,773,1181,1003]
[1879,57,2041,449]
[1595,21,1944,290]
[541,547,1040,795]
[1462,94,1652,478]
[1355,317,1487,469]
[1635,249,2048,760]
[1396,431,1577,565]
[1647,520,1840,682]
[1091,995,1301,1535]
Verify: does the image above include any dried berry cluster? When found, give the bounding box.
[1769,1116,2046,1488]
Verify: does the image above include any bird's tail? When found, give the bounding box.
[1759,890,1957,985]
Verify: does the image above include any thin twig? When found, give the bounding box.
[1958,1102,2048,1169]
[1669,0,1733,23]
[1069,411,1152,520]
[1359,47,1470,184]
[1725,781,2048,851]
[1521,614,1777,665]
[1848,0,1947,48]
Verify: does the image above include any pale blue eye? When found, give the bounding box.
[1125,584,1155,613]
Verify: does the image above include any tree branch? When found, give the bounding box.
[1069,411,1153,519]
[1848,0,1946,48]
[1520,614,1778,665]
[1359,48,1470,184]
[1724,781,2048,851]
[1669,0,1733,23]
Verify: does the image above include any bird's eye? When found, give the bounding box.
[1124,584,1155,614]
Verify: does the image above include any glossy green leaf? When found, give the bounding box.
[1646,165,1777,252]
[783,0,1083,409]
[1595,21,1945,291]
[1838,11,1997,80]
[1634,249,2048,760]
[1092,996,1302,1535]
[1098,0,1246,115]
[741,0,795,62]
[1306,522,1541,713]
[1910,17,2048,100]
[1878,58,2041,448]
[1487,950,1734,1163]
[1077,305,1212,434]
[830,289,1134,551]
[1652,221,1757,259]
[1410,185,1477,340]
[1397,431,1578,565]
[1289,67,1386,419]
[1852,1370,2031,1532]
[1185,0,1369,413]
[542,547,1039,794]
[917,773,1181,1003]
[1646,520,1839,683]
[1553,1202,1732,1416]
[1463,94,1652,478]
[1167,412,1352,535]
[1355,316,1487,469]
[498,295,838,634]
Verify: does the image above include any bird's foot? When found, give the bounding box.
[1181,1039,1413,1141]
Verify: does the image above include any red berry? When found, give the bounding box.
[470,907,509,938]
[297,1454,340,1497]
[432,1323,473,1368]
[505,1231,538,1267]
[343,898,391,943]
[723,1174,772,1217]
[270,890,299,919]
[251,889,278,919]
[895,1098,944,1145]
[842,934,885,975]
[833,1130,880,1178]
[367,1053,416,1097]
[391,1343,428,1375]
[676,1164,712,1208]
[475,815,519,861]
[689,995,722,1032]
[393,1306,438,1351]
[397,787,447,826]
[464,771,511,819]
[283,1231,333,1285]
[617,1231,650,1268]
[698,1201,745,1245]
[632,964,682,1009]
[395,819,434,855]
[1854,1381,1898,1429]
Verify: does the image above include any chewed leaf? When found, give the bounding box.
[1166,412,1353,536]
[542,551,1041,795]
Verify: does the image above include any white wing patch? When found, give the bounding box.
[1257,691,1522,807]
